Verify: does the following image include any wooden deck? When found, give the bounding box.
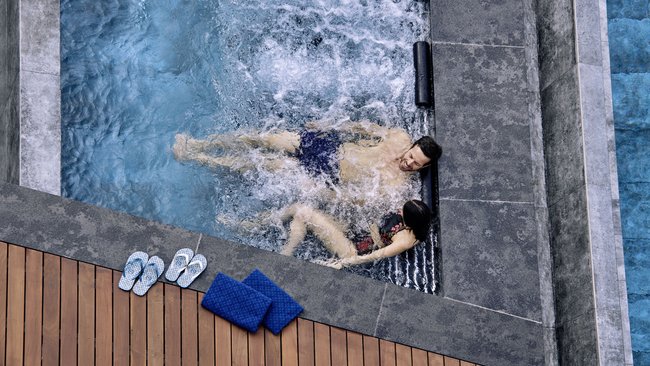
[0,242,477,365]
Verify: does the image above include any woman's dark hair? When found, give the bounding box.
[412,136,442,162]
[402,199,432,242]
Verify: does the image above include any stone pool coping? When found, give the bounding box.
[0,182,544,365]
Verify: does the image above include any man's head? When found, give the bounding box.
[398,136,442,172]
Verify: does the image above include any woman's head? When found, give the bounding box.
[402,199,432,242]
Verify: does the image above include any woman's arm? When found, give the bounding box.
[336,232,418,267]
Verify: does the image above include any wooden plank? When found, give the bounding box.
[95,267,113,366]
[0,242,7,365]
[181,289,199,366]
[459,360,475,366]
[24,249,43,366]
[428,352,445,366]
[395,343,412,366]
[248,328,265,366]
[215,316,232,366]
[443,356,461,366]
[42,253,61,366]
[197,293,215,366]
[346,331,363,366]
[379,340,396,366]
[298,318,315,366]
[281,319,298,366]
[147,282,164,366]
[165,284,182,366]
[130,290,147,365]
[60,257,78,366]
[231,324,249,366]
[363,335,380,366]
[264,328,282,366]
[6,244,25,366]
[314,322,331,366]
[78,262,96,365]
[330,327,347,366]
[113,270,130,366]
[412,348,428,366]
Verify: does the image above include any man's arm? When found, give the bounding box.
[305,120,395,138]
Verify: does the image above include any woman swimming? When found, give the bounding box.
[278,199,432,269]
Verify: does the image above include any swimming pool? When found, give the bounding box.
[607,1,650,363]
[61,0,437,291]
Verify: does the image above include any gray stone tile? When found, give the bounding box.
[544,326,560,366]
[430,0,524,46]
[0,182,200,271]
[556,310,599,365]
[540,67,585,206]
[439,199,541,320]
[0,103,9,183]
[585,184,617,257]
[0,1,7,107]
[574,0,603,65]
[19,0,59,75]
[579,63,611,188]
[619,279,634,365]
[376,284,544,366]
[537,0,576,90]
[196,235,385,336]
[590,233,625,331]
[19,71,60,195]
[595,308,626,366]
[548,187,595,324]
[2,79,19,185]
[433,44,534,202]
[536,206,556,328]
[523,0,548,210]
[7,0,18,78]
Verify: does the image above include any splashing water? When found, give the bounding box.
[62,0,433,290]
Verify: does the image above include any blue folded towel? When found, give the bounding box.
[201,273,272,333]
[243,269,304,335]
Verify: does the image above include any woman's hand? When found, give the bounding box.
[313,258,344,269]
[369,223,384,248]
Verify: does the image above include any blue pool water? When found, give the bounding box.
[607,1,650,363]
[61,0,436,291]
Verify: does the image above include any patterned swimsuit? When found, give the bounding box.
[354,212,406,255]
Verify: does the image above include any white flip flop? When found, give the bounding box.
[176,254,207,288]
[165,248,194,282]
[133,256,165,296]
[118,251,149,291]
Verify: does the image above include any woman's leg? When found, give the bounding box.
[280,204,357,258]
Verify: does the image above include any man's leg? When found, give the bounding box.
[174,131,300,155]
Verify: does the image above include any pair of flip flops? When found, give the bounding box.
[118,251,165,296]
[165,248,207,288]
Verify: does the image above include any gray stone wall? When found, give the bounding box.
[536,0,632,363]
[431,1,557,364]
[0,0,19,185]
[18,0,61,195]
[0,0,60,194]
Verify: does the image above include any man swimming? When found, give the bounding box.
[173,120,441,202]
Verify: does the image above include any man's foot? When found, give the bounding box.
[173,134,192,161]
